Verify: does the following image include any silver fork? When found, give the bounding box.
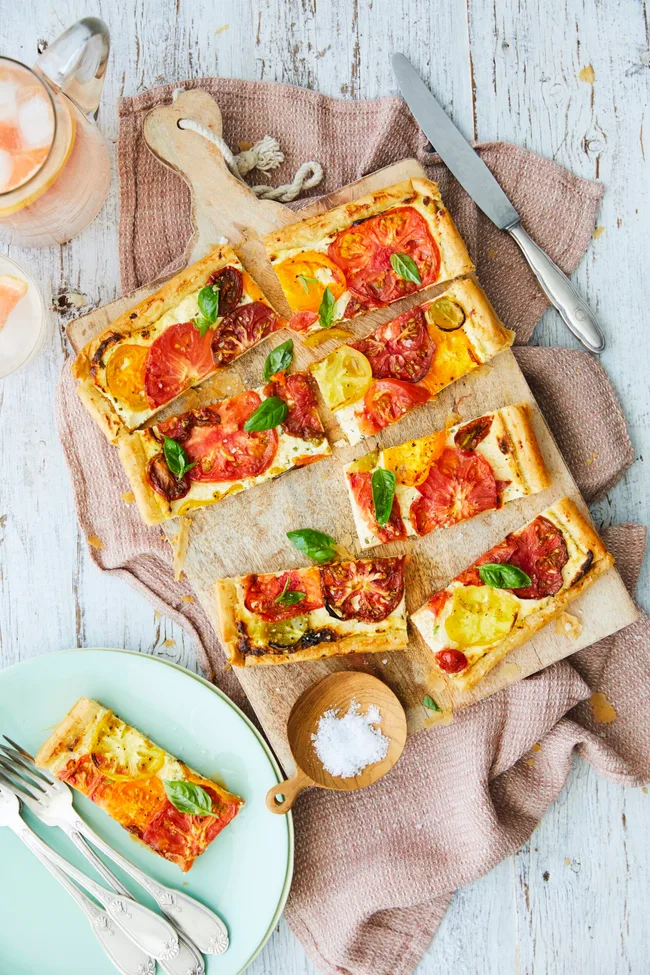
[0,782,155,975]
[0,780,179,963]
[1,738,229,955]
[0,764,206,975]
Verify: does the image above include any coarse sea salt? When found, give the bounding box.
[311,699,390,778]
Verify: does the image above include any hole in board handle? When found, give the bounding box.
[274,793,286,805]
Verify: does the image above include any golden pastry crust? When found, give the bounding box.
[497,403,551,495]
[264,177,474,314]
[35,697,103,772]
[117,430,171,525]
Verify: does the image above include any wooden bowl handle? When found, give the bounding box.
[266,769,313,814]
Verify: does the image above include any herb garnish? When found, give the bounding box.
[478,563,532,589]
[163,436,195,479]
[318,286,336,329]
[163,780,218,817]
[193,282,220,335]
[243,396,289,432]
[390,252,422,285]
[263,339,294,381]
[371,468,396,526]
[423,695,441,713]
[274,578,306,606]
[286,528,338,563]
[297,274,320,293]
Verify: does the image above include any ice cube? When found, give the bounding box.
[0,82,18,124]
[16,92,53,150]
[0,148,12,191]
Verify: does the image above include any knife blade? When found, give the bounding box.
[392,53,519,229]
[392,53,606,353]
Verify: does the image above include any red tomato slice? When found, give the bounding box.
[144,322,214,408]
[146,454,190,503]
[426,589,452,617]
[455,515,568,599]
[410,447,497,536]
[347,470,407,543]
[156,390,278,483]
[211,300,280,367]
[454,415,494,451]
[142,786,239,872]
[328,222,379,274]
[244,567,324,622]
[359,379,431,435]
[264,372,325,440]
[288,310,319,331]
[209,266,243,317]
[353,306,435,382]
[320,556,405,623]
[435,648,469,674]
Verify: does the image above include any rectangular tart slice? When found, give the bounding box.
[119,371,331,525]
[411,498,613,691]
[264,177,474,333]
[73,244,283,442]
[215,556,408,666]
[345,404,550,548]
[310,278,514,445]
[35,698,243,872]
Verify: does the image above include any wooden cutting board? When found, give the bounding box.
[68,90,637,772]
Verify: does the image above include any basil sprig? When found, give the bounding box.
[263,339,294,381]
[275,578,306,606]
[193,283,220,336]
[243,396,288,432]
[371,468,396,526]
[390,252,422,285]
[163,436,195,479]
[163,780,218,817]
[286,528,338,563]
[478,563,532,590]
[318,286,335,329]
[297,274,320,293]
[423,695,441,713]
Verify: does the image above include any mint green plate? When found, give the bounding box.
[0,649,293,975]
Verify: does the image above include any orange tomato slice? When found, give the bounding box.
[105,344,149,411]
[275,251,346,312]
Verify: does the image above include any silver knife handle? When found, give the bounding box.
[508,222,605,353]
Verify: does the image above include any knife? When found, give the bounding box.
[392,53,605,353]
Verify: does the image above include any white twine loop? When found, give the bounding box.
[172,88,323,202]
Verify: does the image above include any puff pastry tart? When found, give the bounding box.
[264,177,474,333]
[73,245,282,442]
[345,403,550,548]
[411,498,613,691]
[118,371,330,525]
[36,698,243,872]
[215,556,408,666]
[310,278,514,445]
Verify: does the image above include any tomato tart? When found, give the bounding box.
[310,278,514,444]
[264,178,473,333]
[118,371,331,525]
[73,245,282,442]
[345,404,550,548]
[412,498,613,690]
[35,698,243,872]
[215,556,408,666]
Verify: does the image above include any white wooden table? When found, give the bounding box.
[2,1,648,972]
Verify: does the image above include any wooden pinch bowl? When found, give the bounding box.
[266,671,407,814]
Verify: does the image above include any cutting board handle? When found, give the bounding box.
[143,88,295,270]
[266,768,314,814]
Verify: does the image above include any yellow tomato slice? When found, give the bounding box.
[381,430,447,486]
[90,713,166,781]
[303,326,352,348]
[275,251,346,312]
[444,585,518,647]
[313,345,372,411]
[105,344,149,411]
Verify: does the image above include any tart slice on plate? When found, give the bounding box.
[411,498,613,691]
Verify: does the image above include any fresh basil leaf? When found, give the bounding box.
[318,286,335,329]
[263,339,294,381]
[163,436,195,479]
[423,695,441,713]
[371,468,396,526]
[193,316,212,337]
[478,563,532,590]
[197,283,220,323]
[163,780,218,817]
[274,578,306,606]
[243,396,288,432]
[286,528,338,563]
[297,274,320,293]
[390,252,422,285]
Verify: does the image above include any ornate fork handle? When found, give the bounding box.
[17,823,180,961]
[71,816,229,955]
[17,835,155,975]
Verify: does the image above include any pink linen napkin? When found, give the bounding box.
[55,79,647,975]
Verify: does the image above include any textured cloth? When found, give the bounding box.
[56,79,647,975]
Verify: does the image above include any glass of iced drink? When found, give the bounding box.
[0,254,48,377]
[0,18,111,247]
